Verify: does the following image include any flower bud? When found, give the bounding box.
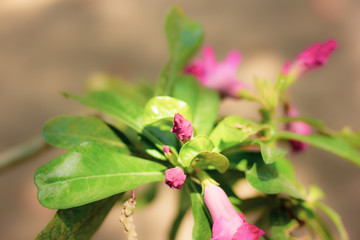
[164,167,186,190]
[285,103,312,152]
[170,113,193,144]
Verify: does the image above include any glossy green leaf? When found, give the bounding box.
[155,7,204,96]
[276,131,360,167]
[210,116,263,152]
[179,136,214,166]
[35,194,122,240]
[179,136,229,173]
[191,152,229,173]
[142,96,192,125]
[35,143,166,209]
[173,75,220,135]
[256,141,287,164]
[246,158,305,199]
[315,201,349,240]
[270,207,298,240]
[42,115,129,153]
[187,181,212,240]
[64,91,143,132]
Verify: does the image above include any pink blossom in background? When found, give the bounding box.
[170,113,193,143]
[164,167,186,190]
[204,182,265,240]
[184,46,247,98]
[283,39,337,78]
[285,104,312,152]
[295,39,337,69]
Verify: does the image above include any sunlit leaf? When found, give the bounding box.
[276,131,360,167]
[43,115,129,153]
[142,96,192,125]
[35,143,166,209]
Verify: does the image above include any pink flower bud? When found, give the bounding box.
[162,145,171,155]
[204,182,265,240]
[285,103,312,152]
[170,113,193,143]
[164,167,186,190]
[185,46,248,98]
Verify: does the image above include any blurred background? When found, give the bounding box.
[0,0,359,239]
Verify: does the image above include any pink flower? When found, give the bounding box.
[185,46,247,98]
[283,39,337,78]
[171,113,193,143]
[285,104,312,152]
[164,167,186,190]
[204,182,265,240]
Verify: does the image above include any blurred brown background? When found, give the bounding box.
[0,0,359,239]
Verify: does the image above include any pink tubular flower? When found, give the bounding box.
[171,113,193,143]
[164,167,186,190]
[283,39,337,78]
[204,182,265,240]
[285,103,312,152]
[184,46,247,98]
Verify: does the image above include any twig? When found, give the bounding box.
[0,135,49,172]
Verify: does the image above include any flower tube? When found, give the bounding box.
[203,181,265,240]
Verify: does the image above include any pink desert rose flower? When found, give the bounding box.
[285,104,312,152]
[171,113,193,143]
[184,46,247,98]
[164,167,186,190]
[283,39,337,78]
[204,182,265,240]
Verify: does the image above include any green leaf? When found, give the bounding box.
[86,73,152,106]
[35,194,122,240]
[142,96,192,125]
[42,115,129,153]
[187,181,212,240]
[155,7,204,96]
[64,91,143,132]
[179,136,214,166]
[246,158,305,199]
[191,152,229,174]
[173,75,220,135]
[256,141,287,164]
[210,116,263,152]
[315,201,349,240]
[179,136,229,173]
[270,207,298,240]
[35,143,166,209]
[276,131,360,167]
[169,189,192,240]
